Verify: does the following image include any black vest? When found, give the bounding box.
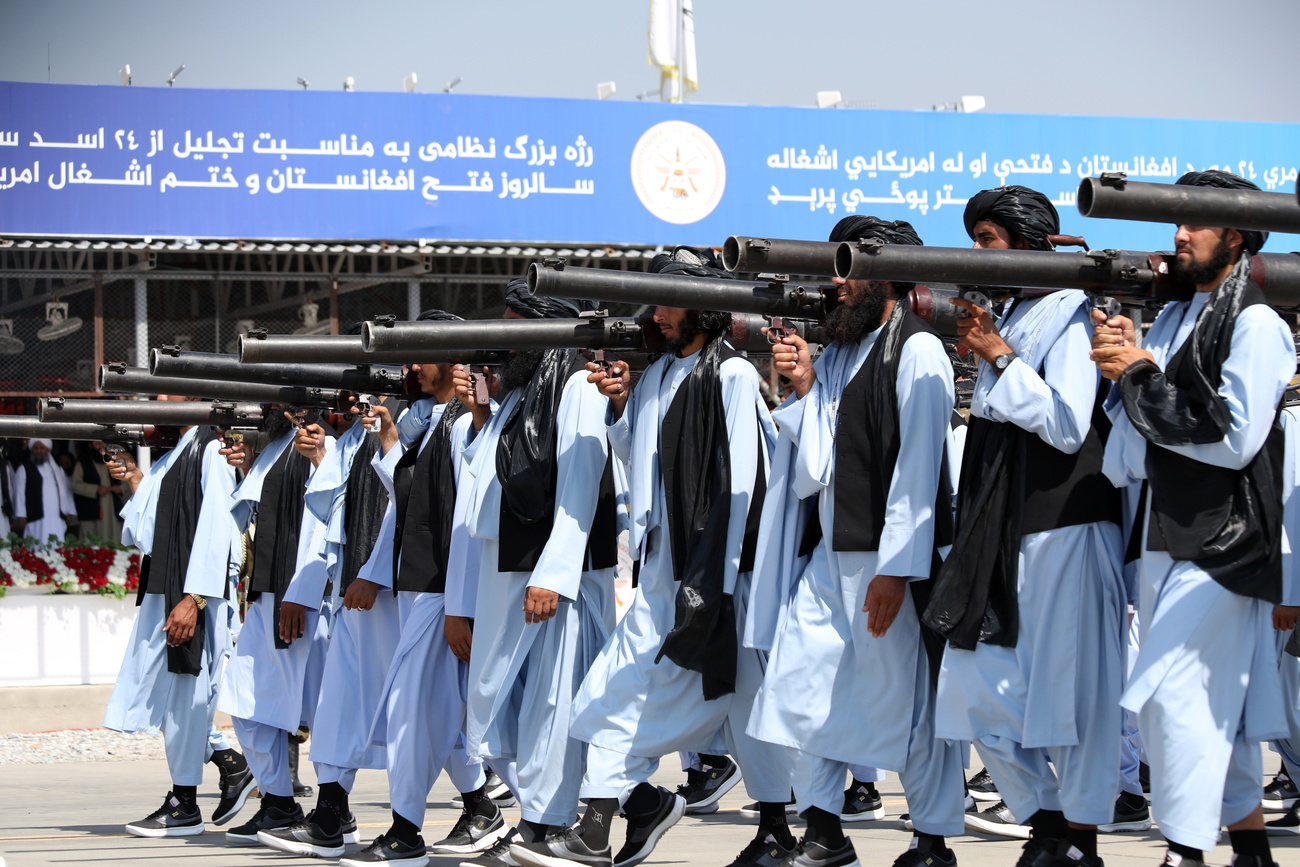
[659,344,766,575]
[22,458,43,523]
[339,433,385,593]
[497,362,619,574]
[1140,285,1285,603]
[393,402,467,594]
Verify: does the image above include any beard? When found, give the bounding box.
[31,451,49,465]
[663,310,703,355]
[499,349,545,393]
[262,408,295,442]
[1172,234,1233,289]
[826,285,888,346]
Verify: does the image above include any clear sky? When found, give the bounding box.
[2,0,1298,124]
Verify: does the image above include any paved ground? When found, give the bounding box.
[3,756,1296,867]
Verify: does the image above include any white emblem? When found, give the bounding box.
[629,120,726,225]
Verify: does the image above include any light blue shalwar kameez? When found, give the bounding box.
[463,371,618,826]
[747,325,966,837]
[1105,290,1293,850]
[1272,405,1300,781]
[934,291,1126,827]
[369,399,488,826]
[569,350,790,804]
[104,428,240,787]
[218,431,334,799]
[301,419,401,792]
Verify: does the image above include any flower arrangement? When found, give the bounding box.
[0,534,140,599]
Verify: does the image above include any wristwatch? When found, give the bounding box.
[992,351,1018,372]
[189,593,207,610]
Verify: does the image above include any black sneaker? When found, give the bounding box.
[461,827,521,867]
[339,833,429,867]
[1224,856,1280,867]
[1012,837,1061,867]
[1263,772,1299,811]
[454,769,519,809]
[510,826,611,867]
[841,780,885,822]
[1159,851,1203,867]
[787,839,861,867]
[613,786,685,867]
[1020,841,1102,867]
[964,800,1030,840]
[125,792,206,838]
[967,768,1000,802]
[225,801,305,845]
[1099,791,1151,833]
[676,756,742,815]
[257,808,346,858]
[892,840,958,867]
[432,805,510,855]
[1266,802,1300,835]
[212,763,256,826]
[725,834,797,867]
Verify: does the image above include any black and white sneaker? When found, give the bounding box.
[725,834,797,867]
[676,756,742,815]
[1099,791,1151,833]
[225,801,305,844]
[966,768,1000,802]
[1266,802,1300,835]
[841,780,885,822]
[461,827,522,867]
[510,826,611,867]
[964,800,1030,839]
[612,786,685,867]
[432,806,510,854]
[339,833,429,867]
[1263,771,1299,811]
[212,763,256,826]
[1015,839,1101,867]
[453,769,518,809]
[787,839,861,867]
[739,800,798,820]
[257,808,348,858]
[125,792,206,837]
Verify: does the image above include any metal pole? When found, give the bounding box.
[133,275,151,471]
[407,280,421,321]
[92,273,104,393]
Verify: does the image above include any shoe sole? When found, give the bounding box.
[341,855,429,867]
[212,775,257,826]
[683,766,742,814]
[1099,819,1152,833]
[968,790,1002,802]
[256,830,345,858]
[685,801,720,815]
[510,849,600,867]
[841,805,886,823]
[125,822,206,838]
[461,853,520,867]
[431,822,512,855]
[738,805,797,820]
[614,795,685,867]
[1265,824,1300,836]
[897,817,915,831]
[1263,798,1298,812]
[963,816,1030,839]
[344,830,362,844]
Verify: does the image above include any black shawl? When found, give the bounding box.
[655,336,737,700]
[339,432,386,593]
[137,427,217,675]
[248,441,313,648]
[393,399,469,593]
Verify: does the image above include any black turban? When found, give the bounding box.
[1175,170,1269,255]
[504,276,585,319]
[828,215,923,247]
[963,185,1060,251]
[416,308,462,322]
[649,245,732,279]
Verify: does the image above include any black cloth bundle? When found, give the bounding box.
[1175,170,1269,255]
[504,277,587,319]
[655,335,737,700]
[829,215,922,247]
[963,186,1060,251]
[138,427,217,675]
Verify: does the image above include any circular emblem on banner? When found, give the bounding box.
[629,120,726,225]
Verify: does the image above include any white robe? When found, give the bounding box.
[1105,290,1293,849]
[463,370,618,826]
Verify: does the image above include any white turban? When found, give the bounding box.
[29,438,53,450]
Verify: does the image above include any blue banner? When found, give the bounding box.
[1,82,1297,253]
